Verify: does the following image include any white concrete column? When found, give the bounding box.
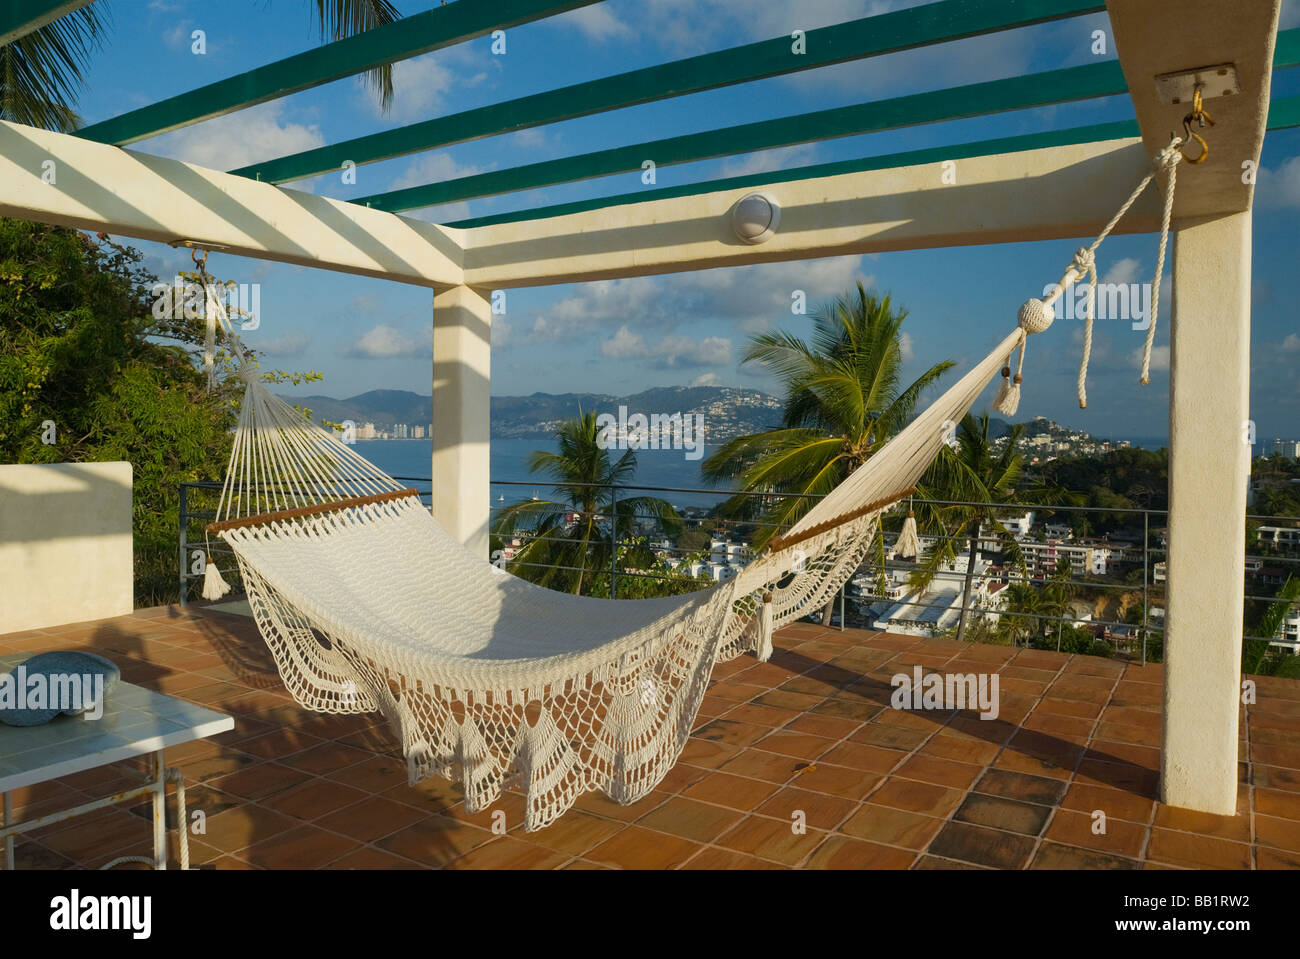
[1162,210,1252,814]
[432,285,491,558]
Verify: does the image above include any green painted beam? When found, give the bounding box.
[446,120,1142,228]
[1276,25,1300,69]
[1267,93,1300,130]
[448,92,1300,230]
[75,0,601,146]
[356,60,1130,213]
[0,0,94,46]
[234,0,1107,184]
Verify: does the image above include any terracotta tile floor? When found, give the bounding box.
[2,605,1299,870]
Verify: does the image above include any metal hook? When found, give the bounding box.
[1177,85,1215,164]
[1179,124,1210,164]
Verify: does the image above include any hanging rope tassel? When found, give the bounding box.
[991,331,1024,416]
[892,508,919,560]
[201,553,232,600]
[756,591,774,662]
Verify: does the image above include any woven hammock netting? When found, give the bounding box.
[203,141,1183,829]
[206,328,1015,830]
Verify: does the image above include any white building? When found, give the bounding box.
[1256,526,1300,549]
[871,552,1007,637]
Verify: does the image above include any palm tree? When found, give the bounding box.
[2,1,399,133]
[703,283,953,553]
[910,412,1061,643]
[491,410,682,596]
[999,557,1074,647]
[1243,573,1300,678]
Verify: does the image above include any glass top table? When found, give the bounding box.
[0,653,234,869]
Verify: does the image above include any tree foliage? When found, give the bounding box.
[703,283,952,549]
[491,410,695,597]
[0,218,319,606]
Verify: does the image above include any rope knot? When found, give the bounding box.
[1154,141,1183,172]
[1017,297,1055,335]
[1071,247,1095,277]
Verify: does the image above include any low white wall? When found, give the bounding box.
[0,462,133,633]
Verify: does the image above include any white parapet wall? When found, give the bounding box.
[0,462,134,633]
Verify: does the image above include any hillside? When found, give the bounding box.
[286,386,784,441]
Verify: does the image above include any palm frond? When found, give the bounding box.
[0,5,105,131]
[313,0,401,111]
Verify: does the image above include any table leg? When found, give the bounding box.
[151,750,166,871]
[3,793,12,870]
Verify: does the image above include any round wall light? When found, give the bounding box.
[730,192,781,244]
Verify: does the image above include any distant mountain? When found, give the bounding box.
[286,386,784,442]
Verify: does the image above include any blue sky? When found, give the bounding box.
[66,0,1300,442]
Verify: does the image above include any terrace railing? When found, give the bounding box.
[179,479,1300,666]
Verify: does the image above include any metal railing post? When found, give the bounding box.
[609,485,618,600]
[178,483,189,608]
[840,580,846,631]
[1142,509,1149,666]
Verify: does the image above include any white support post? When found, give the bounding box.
[432,286,492,558]
[1162,209,1252,815]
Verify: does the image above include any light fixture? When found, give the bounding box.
[730,192,780,244]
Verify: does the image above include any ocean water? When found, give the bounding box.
[354,437,735,510]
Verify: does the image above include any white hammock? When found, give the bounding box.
[200,142,1183,831]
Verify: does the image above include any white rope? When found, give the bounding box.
[1074,140,1183,403]
[1142,147,1180,385]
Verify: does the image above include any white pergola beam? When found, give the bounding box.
[0,119,463,287]
[1107,0,1279,221]
[461,137,1163,289]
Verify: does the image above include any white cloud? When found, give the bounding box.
[1257,156,1300,210]
[599,325,731,368]
[655,334,732,368]
[1283,333,1300,353]
[389,152,483,192]
[1130,344,1169,373]
[720,143,818,179]
[370,55,451,122]
[492,318,512,350]
[251,331,310,357]
[343,324,431,359]
[161,20,194,51]
[526,255,872,346]
[691,372,722,387]
[898,331,914,363]
[1101,257,1141,286]
[145,102,325,172]
[600,325,646,359]
[557,4,635,41]
[363,48,490,122]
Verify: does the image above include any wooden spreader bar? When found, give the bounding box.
[767,487,915,553]
[207,488,422,534]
